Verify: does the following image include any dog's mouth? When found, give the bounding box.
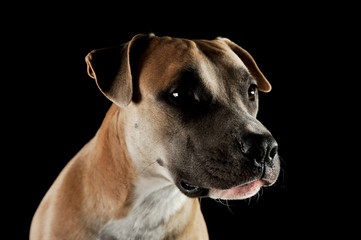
[208,179,265,200]
[178,178,273,200]
[178,180,209,198]
[175,152,280,199]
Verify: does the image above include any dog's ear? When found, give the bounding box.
[85,33,154,107]
[219,37,272,92]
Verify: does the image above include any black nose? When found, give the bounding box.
[239,132,278,166]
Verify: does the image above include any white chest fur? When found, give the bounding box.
[97,177,187,240]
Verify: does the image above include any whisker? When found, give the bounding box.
[225,200,234,214]
[213,199,235,214]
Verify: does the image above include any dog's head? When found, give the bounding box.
[86,34,280,200]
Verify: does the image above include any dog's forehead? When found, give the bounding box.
[139,36,250,100]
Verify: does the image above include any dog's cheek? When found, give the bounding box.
[123,104,171,163]
[140,106,189,166]
[162,129,210,185]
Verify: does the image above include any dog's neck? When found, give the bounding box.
[90,105,192,239]
[97,181,188,239]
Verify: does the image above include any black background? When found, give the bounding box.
[5,3,357,239]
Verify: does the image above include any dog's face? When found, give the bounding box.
[86,34,280,200]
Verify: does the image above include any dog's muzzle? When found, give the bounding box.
[177,131,280,200]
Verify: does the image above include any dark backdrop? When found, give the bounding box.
[6,4,355,239]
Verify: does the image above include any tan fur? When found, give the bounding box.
[30,105,136,239]
[30,104,207,240]
[164,199,209,240]
[31,34,271,239]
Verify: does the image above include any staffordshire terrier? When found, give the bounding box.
[30,33,280,239]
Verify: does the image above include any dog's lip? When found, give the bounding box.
[177,173,276,199]
[180,180,200,192]
[208,179,265,200]
[178,180,209,198]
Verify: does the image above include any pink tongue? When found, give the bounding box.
[211,180,264,200]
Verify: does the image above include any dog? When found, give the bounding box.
[30,33,280,239]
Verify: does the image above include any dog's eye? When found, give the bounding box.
[165,83,211,112]
[169,87,198,107]
[248,84,258,101]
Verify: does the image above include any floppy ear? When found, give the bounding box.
[85,33,154,107]
[219,37,272,92]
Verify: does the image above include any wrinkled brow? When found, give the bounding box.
[165,67,204,91]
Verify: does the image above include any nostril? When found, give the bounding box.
[238,140,265,165]
[268,143,278,161]
[248,147,265,164]
[238,141,246,154]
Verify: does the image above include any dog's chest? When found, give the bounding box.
[97,185,187,240]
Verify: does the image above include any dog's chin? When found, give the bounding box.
[177,179,266,200]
